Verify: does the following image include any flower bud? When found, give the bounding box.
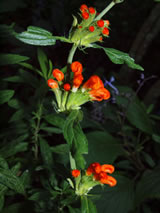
[47,79,58,89]
[71,169,80,178]
[52,69,64,81]
[63,83,71,91]
[71,61,83,75]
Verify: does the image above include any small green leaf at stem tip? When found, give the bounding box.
[114,0,124,3]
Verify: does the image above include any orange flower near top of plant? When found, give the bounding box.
[102,27,109,36]
[80,4,88,13]
[89,87,110,101]
[82,75,104,91]
[97,20,104,27]
[89,7,96,14]
[47,79,58,89]
[82,12,89,20]
[72,169,80,178]
[52,69,64,81]
[71,61,83,75]
[89,26,95,32]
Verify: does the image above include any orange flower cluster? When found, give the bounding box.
[47,61,110,111]
[79,4,110,39]
[86,162,117,186]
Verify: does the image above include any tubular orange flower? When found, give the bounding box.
[63,83,71,91]
[97,20,104,27]
[80,4,88,13]
[72,169,80,178]
[71,61,83,75]
[82,75,104,91]
[73,74,84,88]
[88,162,101,174]
[100,175,117,186]
[101,164,115,174]
[102,27,109,36]
[89,7,96,14]
[47,79,58,89]
[89,26,95,32]
[52,69,64,81]
[82,12,89,20]
[89,87,110,101]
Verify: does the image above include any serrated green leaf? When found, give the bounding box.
[8,98,21,109]
[15,26,70,46]
[81,196,97,213]
[135,168,160,206]
[92,44,144,71]
[0,90,14,105]
[126,101,153,134]
[0,168,25,195]
[86,131,123,164]
[0,53,29,66]
[63,110,79,147]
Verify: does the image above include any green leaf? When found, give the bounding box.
[18,62,42,77]
[152,134,160,143]
[95,175,134,213]
[3,76,23,83]
[15,26,56,46]
[39,138,54,171]
[86,131,123,164]
[135,168,160,206]
[37,48,48,79]
[40,126,62,134]
[0,156,8,169]
[0,53,29,66]
[0,194,4,211]
[81,196,97,213]
[9,109,25,122]
[0,90,14,105]
[126,101,153,134]
[44,114,65,129]
[92,44,144,71]
[63,110,79,147]
[51,144,69,154]
[0,168,25,195]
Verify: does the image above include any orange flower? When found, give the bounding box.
[87,162,101,175]
[100,175,117,187]
[47,79,58,89]
[80,4,88,13]
[63,83,71,91]
[101,164,115,174]
[105,20,110,26]
[82,75,104,91]
[52,69,64,81]
[71,61,83,75]
[102,27,109,36]
[82,12,89,20]
[72,169,80,178]
[97,20,104,27]
[86,166,94,176]
[89,26,95,32]
[89,87,110,101]
[89,7,96,14]
[99,36,103,41]
[73,74,84,88]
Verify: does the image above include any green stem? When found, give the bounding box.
[67,44,78,64]
[94,1,116,21]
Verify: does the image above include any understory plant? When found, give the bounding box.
[0,0,160,213]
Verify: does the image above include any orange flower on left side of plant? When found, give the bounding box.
[47,79,58,89]
[72,169,81,178]
[52,69,64,81]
